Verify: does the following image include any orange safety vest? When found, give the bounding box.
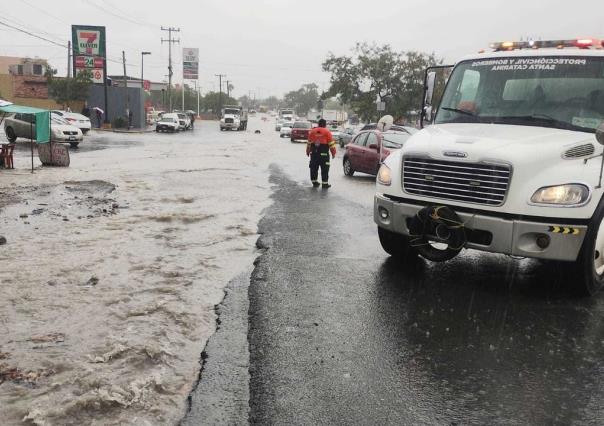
[307,127,336,156]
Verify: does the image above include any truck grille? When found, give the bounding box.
[403,156,511,206]
[225,118,234,124]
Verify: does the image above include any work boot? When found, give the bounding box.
[322,183,331,189]
[312,181,320,188]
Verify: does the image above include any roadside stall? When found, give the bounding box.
[0,101,69,172]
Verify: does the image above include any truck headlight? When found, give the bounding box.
[377,164,392,186]
[530,184,590,206]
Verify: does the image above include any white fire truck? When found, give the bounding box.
[373,38,604,295]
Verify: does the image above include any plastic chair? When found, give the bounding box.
[0,144,15,169]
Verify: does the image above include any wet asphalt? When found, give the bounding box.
[244,170,604,424]
[107,118,604,425]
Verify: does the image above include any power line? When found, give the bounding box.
[84,0,156,30]
[20,0,68,26]
[0,19,67,48]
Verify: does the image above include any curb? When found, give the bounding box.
[91,128,155,134]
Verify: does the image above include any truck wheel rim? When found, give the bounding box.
[595,222,604,275]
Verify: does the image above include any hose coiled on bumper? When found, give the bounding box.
[408,205,466,262]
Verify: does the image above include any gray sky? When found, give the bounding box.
[1,0,602,98]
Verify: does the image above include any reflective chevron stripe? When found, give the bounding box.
[548,226,581,235]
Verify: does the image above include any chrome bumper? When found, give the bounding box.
[374,194,587,261]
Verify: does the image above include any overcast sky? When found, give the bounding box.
[1,0,602,98]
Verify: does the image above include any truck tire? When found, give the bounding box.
[5,127,16,143]
[69,142,79,148]
[343,157,354,176]
[378,227,417,259]
[572,199,604,296]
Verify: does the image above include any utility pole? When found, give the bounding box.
[122,51,129,126]
[215,74,226,115]
[141,51,151,129]
[226,80,231,99]
[161,26,180,112]
[195,80,200,116]
[67,40,71,78]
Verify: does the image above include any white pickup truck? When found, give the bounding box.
[374,38,604,295]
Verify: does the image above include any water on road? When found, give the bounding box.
[0,120,273,425]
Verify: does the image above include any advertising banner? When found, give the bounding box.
[183,47,199,80]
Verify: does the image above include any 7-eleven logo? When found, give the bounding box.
[78,31,99,55]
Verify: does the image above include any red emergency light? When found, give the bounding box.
[490,38,603,51]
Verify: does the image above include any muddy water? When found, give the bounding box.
[0,119,275,425]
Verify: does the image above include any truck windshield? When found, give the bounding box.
[224,109,239,115]
[435,56,604,133]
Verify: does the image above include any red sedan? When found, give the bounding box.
[290,121,312,142]
[343,130,410,176]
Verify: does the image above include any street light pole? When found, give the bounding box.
[141,51,151,129]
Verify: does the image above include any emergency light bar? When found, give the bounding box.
[490,38,603,51]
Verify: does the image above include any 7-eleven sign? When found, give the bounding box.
[72,25,106,57]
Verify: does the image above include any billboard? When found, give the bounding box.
[72,25,106,84]
[183,47,199,80]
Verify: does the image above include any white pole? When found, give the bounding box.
[196,81,200,116]
[182,77,185,111]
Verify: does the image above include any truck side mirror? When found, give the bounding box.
[424,71,436,106]
[596,122,604,145]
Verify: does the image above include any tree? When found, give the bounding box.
[322,43,441,122]
[283,83,319,114]
[46,68,92,109]
[200,91,238,115]
[263,96,281,110]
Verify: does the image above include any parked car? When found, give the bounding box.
[52,110,92,134]
[4,113,83,147]
[343,130,410,176]
[290,121,312,142]
[155,113,180,132]
[275,119,284,131]
[175,112,191,130]
[360,123,417,134]
[338,127,356,147]
[280,122,294,138]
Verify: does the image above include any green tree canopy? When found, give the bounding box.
[46,68,92,109]
[283,83,319,114]
[322,43,441,122]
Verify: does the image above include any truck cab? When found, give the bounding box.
[278,108,295,122]
[374,38,604,295]
[220,105,248,131]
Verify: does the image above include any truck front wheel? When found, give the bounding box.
[378,227,417,259]
[573,207,604,296]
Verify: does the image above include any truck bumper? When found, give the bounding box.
[221,123,239,130]
[374,194,588,261]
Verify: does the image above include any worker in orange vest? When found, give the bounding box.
[306,119,336,188]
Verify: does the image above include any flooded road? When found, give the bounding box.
[3,115,604,425]
[0,120,274,425]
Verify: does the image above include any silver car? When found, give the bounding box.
[4,113,83,147]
